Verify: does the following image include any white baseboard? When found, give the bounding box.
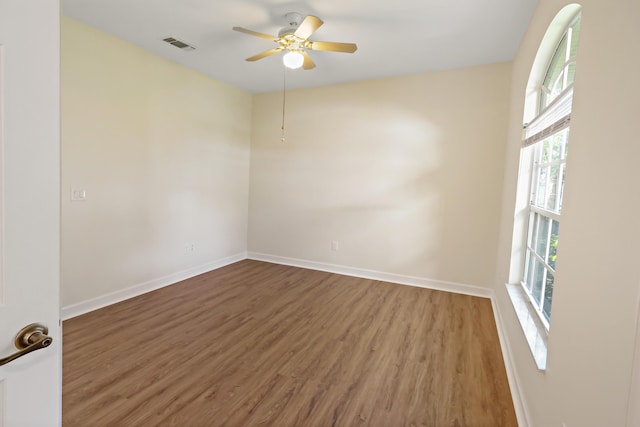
[492,293,531,427]
[61,252,247,320]
[247,252,493,299]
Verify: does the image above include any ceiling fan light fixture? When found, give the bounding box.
[233,14,357,71]
[283,51,304,69]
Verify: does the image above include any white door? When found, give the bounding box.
[0,0,61,426]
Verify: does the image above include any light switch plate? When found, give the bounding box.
[71,188,87,201]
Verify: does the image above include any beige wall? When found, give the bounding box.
[62,5,640,423]
[61,17,252,306]
[495,1,640,426]
[249,64,511,288]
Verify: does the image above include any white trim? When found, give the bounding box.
[0,45,4,307]
[530,205,561,223]
[519,274,552,331]
[492,295,532,427]
[626,279,640,426]
[0,380,4,427]
[506,283,548,370]
[247,252,493,298]
[61,252,247,320]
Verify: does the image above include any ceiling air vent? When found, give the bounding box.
[162,37,196,51]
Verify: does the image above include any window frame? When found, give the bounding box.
[519,15,580,331]
[521,130,568,329]
[507,3,582,371]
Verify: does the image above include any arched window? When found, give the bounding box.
[540,17,580,109]
[520,9,581,329]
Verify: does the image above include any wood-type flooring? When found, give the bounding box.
[63,259,517,426]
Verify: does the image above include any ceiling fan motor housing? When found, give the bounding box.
[278,12,303,38]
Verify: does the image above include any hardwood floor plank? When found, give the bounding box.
[63,260,516,426]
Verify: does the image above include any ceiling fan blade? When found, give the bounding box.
[301,51,316,70]
[233,26,278,41]
[294,15,323,39]
[246,47,284,62]
[310,41,358,53]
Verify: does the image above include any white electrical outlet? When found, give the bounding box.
[331,241,339,251]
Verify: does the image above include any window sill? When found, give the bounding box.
[506,283,548,370]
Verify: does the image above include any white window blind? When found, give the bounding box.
[524,85,574,146]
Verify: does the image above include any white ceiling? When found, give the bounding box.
[61,0,538,94]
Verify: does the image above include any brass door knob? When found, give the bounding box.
[0,323,52,367]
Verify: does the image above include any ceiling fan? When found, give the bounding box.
[232,12,357,70]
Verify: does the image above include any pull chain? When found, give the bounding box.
[281,67,286,143]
